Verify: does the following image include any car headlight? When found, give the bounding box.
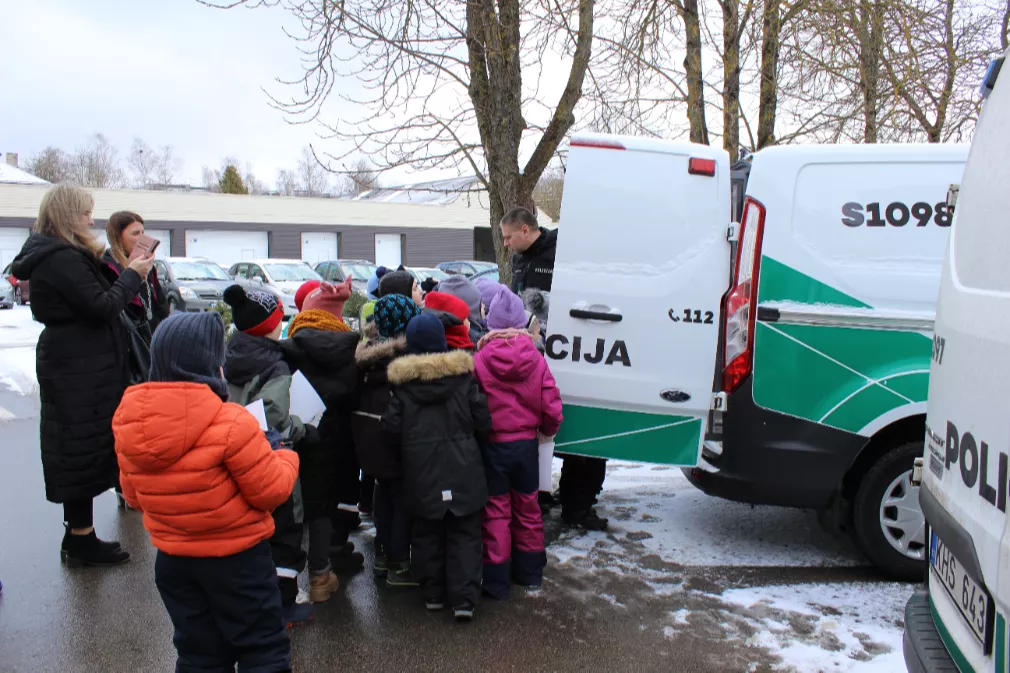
[179,287,198,300]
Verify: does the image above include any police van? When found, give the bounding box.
[902,55,1007,673]
[547,134,967,580]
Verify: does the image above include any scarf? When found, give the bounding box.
[446,323,474,351]
[287,309,351,338]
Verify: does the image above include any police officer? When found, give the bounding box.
[501,206,608,531]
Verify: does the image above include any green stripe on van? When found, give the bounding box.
[996,612,1005,673]
[930,597,974,673]
[752,257,932,435]
[553,405,701,465]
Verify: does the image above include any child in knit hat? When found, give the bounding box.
[378,269,424,306]
[383,313,492,620]
[352,293,423,584]
[438,275,487,345]
[113,312,300,670]
[222,284,313,626]
[283,277,364,597]
[423,291,475,351]
[474,287,563,599]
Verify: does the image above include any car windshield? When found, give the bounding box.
[340,263,377,282]
[412,268,450,282]
[171,261,231,281]
[475,269,500,283]
[264,263,322,282]
[471,262,498,273]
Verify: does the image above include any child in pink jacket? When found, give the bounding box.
[474,286,563,598]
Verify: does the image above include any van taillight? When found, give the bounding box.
[688,158,716,176]
[722,197,766,393]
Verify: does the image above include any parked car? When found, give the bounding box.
[228,259,322,318]
[2,264,28,305]
[314,259,378,289]
[470,267,500,284]
[406,267,451,284]
[436,260,498,278]
[153,258,239,313]
[0,279,14,309]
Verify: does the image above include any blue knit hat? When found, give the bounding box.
[374,293,422,339]
[149,312,229,400]
[406,312,447,354]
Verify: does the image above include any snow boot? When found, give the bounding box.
[453,601,475,621]
[282,601,315,629]
[385,562,419,588]
[61,531,130,567]
[309,567,339,603]
[561,508,609,531]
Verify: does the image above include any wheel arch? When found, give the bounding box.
[841,413,926,505]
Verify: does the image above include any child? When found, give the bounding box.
[378,268,425,306]
[383,313,492,620]
[438,275,487,346]
[284,279,363,599]
[474,288,563,598]
[113,312,299,671]
[352,293,422,585]
[423,291,475,351]
[222,285,314,625]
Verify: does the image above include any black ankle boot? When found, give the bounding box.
[61,531,130,567]
[62,527,121,553]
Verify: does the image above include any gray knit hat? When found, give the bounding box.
[438,274,482,325]
[149,312,229,400]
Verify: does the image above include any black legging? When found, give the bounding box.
[63,499,94,529]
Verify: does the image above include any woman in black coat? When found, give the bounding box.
[11,183,155,567]
[102,210,170,343]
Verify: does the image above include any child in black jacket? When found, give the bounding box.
[382,313,492,620]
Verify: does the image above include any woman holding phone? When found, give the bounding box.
[10,184,156,567]
[103,211,169,343]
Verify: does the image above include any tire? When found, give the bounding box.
[852,441,926,581]
[168,297,180,314]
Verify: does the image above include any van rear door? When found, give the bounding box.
[548,134,731,465]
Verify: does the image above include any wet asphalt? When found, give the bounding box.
[0,390,892,673]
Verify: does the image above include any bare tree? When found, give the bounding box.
[202,166,222,192]
[128,138,158,188]
[719,1,757,160]
[339,158,380,196]
[276,168,297,196]
[154,145,183,187]
[201,0,595,285]
[24,147,71,183]
[243,163,269,195]
[68,133,125,188]
[297,146,329,197]
[533,167,565,222]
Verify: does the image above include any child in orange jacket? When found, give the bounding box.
[113,312,299,672]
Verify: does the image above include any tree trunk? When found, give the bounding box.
[857,0,884,143]
[681,0,710,145]
[757,0,781,149]
[721,0,742,160]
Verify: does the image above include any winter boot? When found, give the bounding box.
[425,597,445,611]
[309,567,339,603]
[61,531,130,567]
[282,601,315,629]
[331,546,365,574]
[561,508,609,531]
[62,527,121,553]
[538,491,557,512]
[385,561,419,588]
[453,601,475,621]
[373,552,389,577]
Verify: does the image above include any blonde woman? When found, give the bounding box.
[103,211,169,343]
[10,183,155,567]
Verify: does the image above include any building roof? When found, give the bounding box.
[0,183,490,230]
[353,176,485,206]
[0,164,49,186]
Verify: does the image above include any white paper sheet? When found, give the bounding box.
[289,370,326,426]
[538,440,555,493]
[245,398,268,431]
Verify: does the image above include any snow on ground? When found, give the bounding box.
[0,306,41,395]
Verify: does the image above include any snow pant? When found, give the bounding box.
[412,511,482,607]
[155,541,291,673]
[374,478,410,563]
[268,492,306,607]
[558,454,607,514]
[360,473,375,513]
[63,499,93,529]
[481,439,546,599]
[335,431,361,509]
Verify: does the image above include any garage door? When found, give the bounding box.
[302,232,338,264]
[93,229,172,257]
[0,228,29,273]
[375,233,403,269]
[185,230,268,268]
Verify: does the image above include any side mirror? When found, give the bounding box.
[254,276,265,284]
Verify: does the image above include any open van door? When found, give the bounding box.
[549,134,731,465]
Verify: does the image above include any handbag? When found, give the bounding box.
[119,312,152,386]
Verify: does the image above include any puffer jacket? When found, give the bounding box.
[113,382,299,557]
[382,350,491,519]
[475,329,563,442]
[352,336,409,479]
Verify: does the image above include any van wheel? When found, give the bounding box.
[852,441,926,581]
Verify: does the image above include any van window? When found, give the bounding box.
[951,85,1010,293]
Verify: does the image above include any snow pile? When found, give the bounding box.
[0,306,42,348]
[0,307,41,395]
[718,583,908,673]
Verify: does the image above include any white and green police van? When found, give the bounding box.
[903,54,1008,673]
[547,133,967,581]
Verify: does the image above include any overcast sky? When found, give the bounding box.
[0,0,443,188]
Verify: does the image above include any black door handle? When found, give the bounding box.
[570,308,622,322]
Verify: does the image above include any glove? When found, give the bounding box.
[264,428,286,451]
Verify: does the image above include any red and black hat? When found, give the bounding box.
[223,285,283,337]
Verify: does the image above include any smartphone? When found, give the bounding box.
[130,234,161,260]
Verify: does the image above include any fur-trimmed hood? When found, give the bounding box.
[356,336,408,369]
[388,350,474,386]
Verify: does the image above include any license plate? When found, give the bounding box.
[930,531,994,652]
